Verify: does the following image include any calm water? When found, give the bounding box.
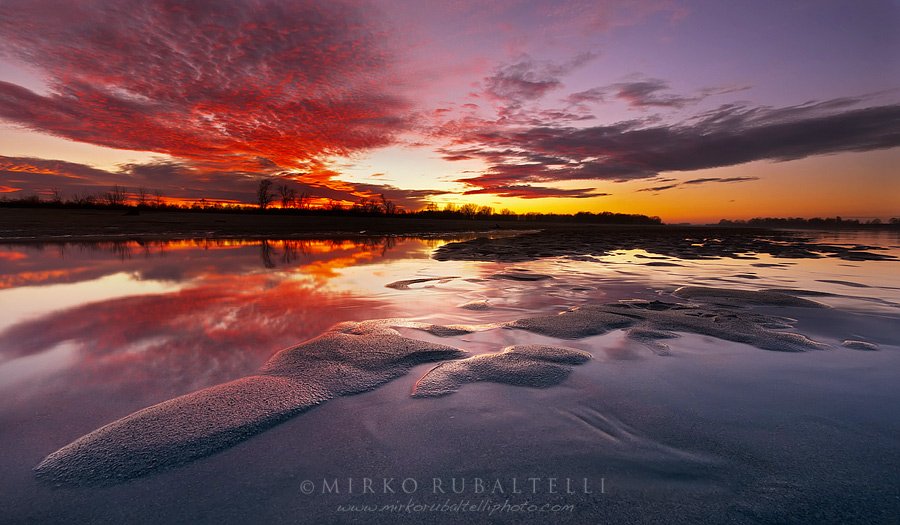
[1,230,899,523]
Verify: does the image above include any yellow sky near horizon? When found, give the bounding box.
[400,149,900,223]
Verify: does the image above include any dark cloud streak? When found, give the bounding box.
[683,176,758,185]
[637,176,759,193]
[613,78,699,108]
[566,78,750,110]
[635,184,679,193]
[450,100,900,192]
[463,184,609,199]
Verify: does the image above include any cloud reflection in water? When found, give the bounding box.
[0,237,448,398]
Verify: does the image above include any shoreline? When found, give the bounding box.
[0,208,666,244]
[1,208,896,245]
[0,208,530,243]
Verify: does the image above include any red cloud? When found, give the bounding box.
[0,0,410,178]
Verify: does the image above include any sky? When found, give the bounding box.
[0,0,898,223]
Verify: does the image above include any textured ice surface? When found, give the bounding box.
[507,308,634,339]
[506,299,827,352]
[34,322,465,486]
[432,228,898,262]
[459,299,491,310]
[385,276,459,289]
[489,271,553,281]
[673,286,826,308]
[625,327,680,356]
[30,283,852,488]
[841,340,880,351]
[412,344,591,397]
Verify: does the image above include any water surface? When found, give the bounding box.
[1,230,898,523]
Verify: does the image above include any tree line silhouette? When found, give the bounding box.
[0,180,663,225]
[718,217,900,228]
[4,182,896,228]
[6,183,896,228]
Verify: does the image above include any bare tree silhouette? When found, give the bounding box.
[136,187,149,207]
[49,187,63,204]
[257,179,274,210]
[297,191,312,210]
[278,184,296,209]
[380,194,397,215]
[103,185,127,206]
[459,203,479,219]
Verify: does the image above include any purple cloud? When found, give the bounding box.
[447,98,900,192]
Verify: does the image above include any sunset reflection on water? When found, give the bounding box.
[0,237,477,400]
[1,230,899,406]
[3,231,900,405]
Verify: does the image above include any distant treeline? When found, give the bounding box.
[718,217,900,228]
[0,188,663,225]
[416,207,662,224]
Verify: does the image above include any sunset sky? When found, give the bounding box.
[0,0,898,223]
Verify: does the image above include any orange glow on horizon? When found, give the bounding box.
[2,149,897,224]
